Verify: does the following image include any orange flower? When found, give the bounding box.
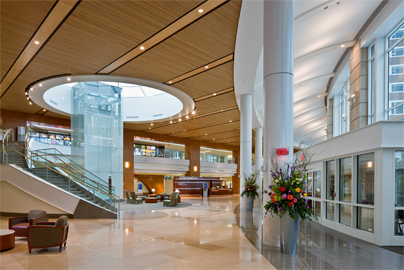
[288,202,294,207]
[287,195,293,200]
[293,198,297,203]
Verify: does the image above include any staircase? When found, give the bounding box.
[1,141,118,213]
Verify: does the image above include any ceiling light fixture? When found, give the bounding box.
[179,119,181,122]
[198,9,203,13]
[170,121,173,124]
[168,81,172,84]
[151,123,153,126]
[43,109,46,111]
[29,102,32,105]
[205,66,209,69]
[213,93,216,96]
[26,97,29,100]
[341,44,345,48]
[229,120,232,122]
[34,41,40,45]
[192,111,196,115]
[30,88,33,91]
[39,83,42,87]
[140,46,145,50]
[205,134,207,135]
[186,115,189,119]
[25,92,28,96]
[213,139,215,140]
[67,76,71,82]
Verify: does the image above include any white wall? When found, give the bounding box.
[200,161,237,176]
[133,156,189,174]
[0,164,80,214]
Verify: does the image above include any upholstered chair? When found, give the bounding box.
[130,191,143,204]
[27,215,69,253]
[125,190,134,204]
[9,210,48,237]
[163,192,177,207]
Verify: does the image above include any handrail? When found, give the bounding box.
[12,143,114,192]
[31,147,111,188]
[2,147,119,201]
[31,151,114,193]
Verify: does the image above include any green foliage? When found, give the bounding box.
[240,172,260,200]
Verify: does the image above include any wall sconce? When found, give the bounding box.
[125,162,130,168]
[151,188,155,194]
[351,94,356,103]
[367,161,373,168]
[194,166,198,172]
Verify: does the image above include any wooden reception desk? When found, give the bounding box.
[174,176,232,196]
[209,188,233,195]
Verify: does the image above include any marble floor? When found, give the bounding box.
[1,196,403,270]
[0,196,274,270]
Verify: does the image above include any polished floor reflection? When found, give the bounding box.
[0,196,274,270]
[235,205,404,270]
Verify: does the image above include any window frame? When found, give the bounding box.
[368,43,376,124]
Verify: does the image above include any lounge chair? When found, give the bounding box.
[163,192,177,207]
[130,191,143,204]
[9,210,48,237]
[125,190,134,204]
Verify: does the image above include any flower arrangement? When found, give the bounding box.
[240,172,260,199]
[263,152,317,220]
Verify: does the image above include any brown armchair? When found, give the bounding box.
[9,210,48,237]
[28,215,69,253]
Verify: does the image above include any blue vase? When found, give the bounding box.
[279,211,299,254]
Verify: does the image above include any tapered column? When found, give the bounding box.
[263,0,294,245]
[255,127,263,208]
[240,94,252,193]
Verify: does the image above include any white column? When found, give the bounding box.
[262,0,294,245]
[240,94,252,193]
[255,127,263,208]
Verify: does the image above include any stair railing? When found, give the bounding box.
[2,144,120,215]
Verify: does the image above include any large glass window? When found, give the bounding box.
[387,22,404,120]
[357,153,375,205]
[339,204,351,227]
[340,157,352,202]
[326,161,336,200]
[315,201,321,217]
[314,171,321,198]
[368,44,375,124]
[357,207,374,232]
[340,90,346,134]
[326,202,335,221]
[395,150,404,207]
[307,172,313,197]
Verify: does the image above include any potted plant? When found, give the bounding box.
[263,152,317,254]
[241,172,260,212]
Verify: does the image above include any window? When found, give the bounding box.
[340,90,345,134]
[387,22,404,119]
[390,83,404,93]
[307,172,313,197]
[340,157,352,202]
[390,47,404,57]
[339,204,351,227]
[357,153,375,205]
[326,160,336,200]
[357,207,374,232]
[326,202,335,221]
[314,171,321,198]
[389,101,404,115]
[368,44,375,124]
[390,65,404,75]
[395,150,404,207]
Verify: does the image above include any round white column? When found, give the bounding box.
[240,94,252,193]
[255,127,263,208]
[262,0,294,245]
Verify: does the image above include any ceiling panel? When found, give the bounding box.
[0,1,56,80]
[174,121,240,138]
[195,91,237,115]
[112,0,241,83]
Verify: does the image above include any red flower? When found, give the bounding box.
[287,195,293,200]
[271,198,276,203]
[293,198,297,203]
[271,193,275,198]
[280,187,285,192]
[288,202,294,207]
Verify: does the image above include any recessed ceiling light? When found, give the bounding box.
[213,93,216,96]
[229,120,232,122]
[43,109,46,111]
[213,139,215,140]
[341,44,345,48]
[26,97,29,100]
[67,76,71,81]
[29,102,32,105]
[192,111,196,115]
[205,134,207,135]
[25,92,28,96]
[205,66,209,69]
[39,83,42,87]
[30,88,33,91]
[186,115,189,119]
[170,121,173,124]
[151,123,153,126]
[140,46,145,50]
[34,41,39,45]
[179,119,181,122]
[198,9,203,13]
[221,110,223,111]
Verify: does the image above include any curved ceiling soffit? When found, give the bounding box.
[234,0,385,147]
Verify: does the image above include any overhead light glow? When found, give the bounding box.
[198,9,203,13]
[43,109,46,111]
[341,44,345,48]
[39,83,42,87]
[186,115,189,119]
[192,111,196,115]
[25,92,28,96]
[168,81,172,84]
[170,121,173,124]
[318,95,321,97]
[367,161,373,168]
[213,93,216,96]
[26,97,29,100]
[205,66,209,69]
[179,119,181,122]
[30,88,33,91]
[29,102,32,105]
[67,77,71,82]
[34,41,40,45]
[140,46,145,50]
[151,123,153,126]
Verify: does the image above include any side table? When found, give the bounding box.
[0,229,15,251]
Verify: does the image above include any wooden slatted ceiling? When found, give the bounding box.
[195,91,237,115]
[0,0,204,113]
[170,121,240,138]
[112,0,241,83]
[0,1,56,80]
